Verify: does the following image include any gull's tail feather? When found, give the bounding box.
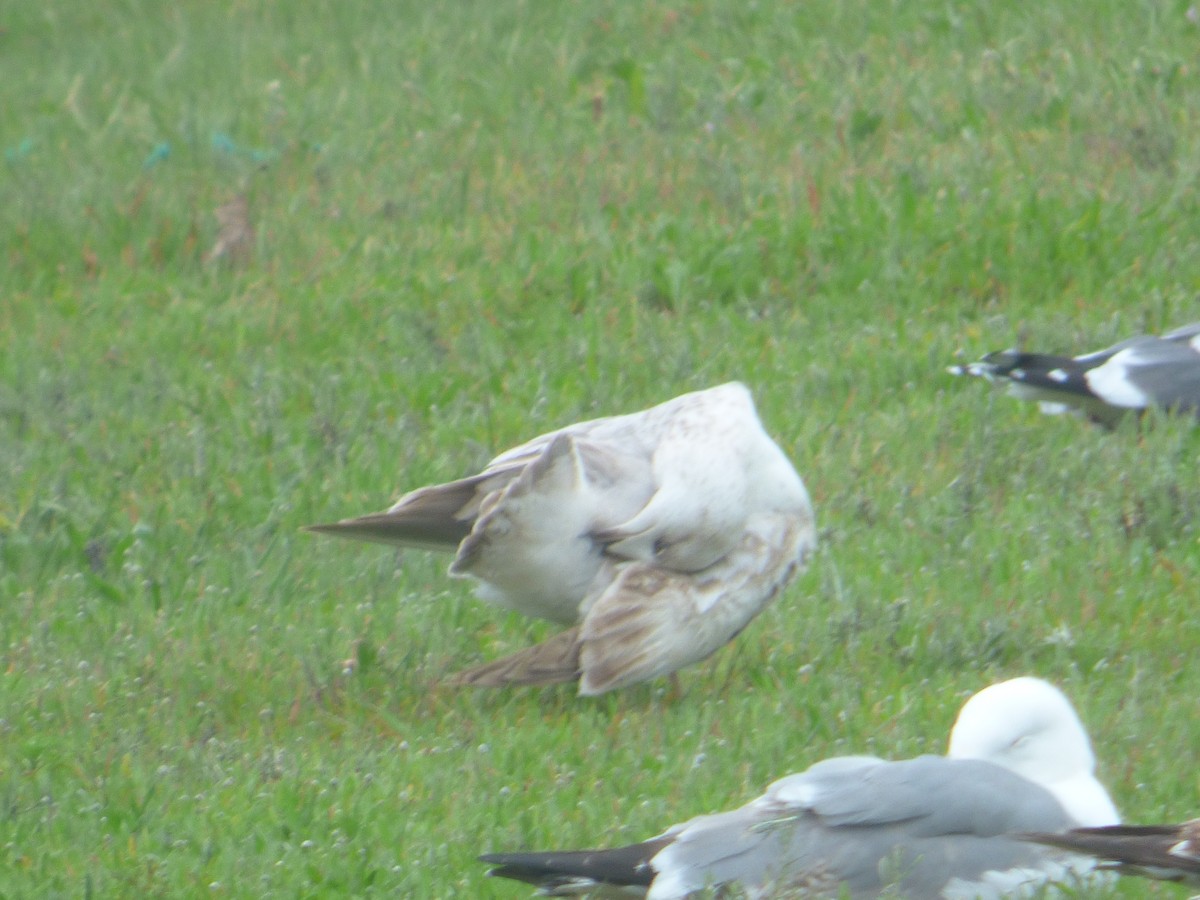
[448,627,582,687]
[305,480,481,551]
[1022,822,1200,880]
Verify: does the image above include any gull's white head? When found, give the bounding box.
[947,677,1120,827]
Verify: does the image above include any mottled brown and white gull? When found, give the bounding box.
[308,382,815,696]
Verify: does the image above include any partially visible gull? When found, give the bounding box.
[480,677,1120,898]
[949,322,1200,426]
[1023,819,1200,888]
[307,382,815,696]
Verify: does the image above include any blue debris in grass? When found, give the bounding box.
[5,138,34,163]
[142,141,171,169]
[211,131,238,155]
[212,131,277,165]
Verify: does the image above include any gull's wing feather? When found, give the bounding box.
[305,476,489,551]
[448,510,814,692]
[1158,321,1200,345]
[647,756,1080,900]
[301,399,642,557]
[304,450,538,552]
[577,511,815,695]
[450,433,654,624]
[1087,338,1200,413]
[447,627,581,688]
[596,382,810,573]
[594,389,756,570]
[480,840,670,896]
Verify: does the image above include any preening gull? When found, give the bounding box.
[480,677,1120,898]
[1023,819,1200,888]
[949,322,1200,426]
[307,382,815,696]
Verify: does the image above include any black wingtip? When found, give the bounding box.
[478,840,669,890]
[478,855,563,888]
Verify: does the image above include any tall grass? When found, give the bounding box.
[4,0,1200,895]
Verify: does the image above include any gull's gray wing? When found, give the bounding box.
[1158,321,1200,345]
[647,755,1083,899]
[1086,336,1200,414]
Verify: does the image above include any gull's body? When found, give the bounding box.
[308,382,815,695]
[1024,819,1200,887]
[481,677,1120,898]
[949,322,1200,426]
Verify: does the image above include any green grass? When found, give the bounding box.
[4,0,1200,895]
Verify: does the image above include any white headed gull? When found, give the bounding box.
[1023,819,1200,888]
[949,322,1200,426]
[307,382,816,696]
[480,677,1120,898]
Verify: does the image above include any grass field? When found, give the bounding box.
[4,0,1200,896]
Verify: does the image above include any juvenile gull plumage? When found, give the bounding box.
[307,382,815,695]
[480,677,1120,898]
[949,322,1200,426]
[1023,819,1200,888]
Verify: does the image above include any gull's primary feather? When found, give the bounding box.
[1022,819,1200,887]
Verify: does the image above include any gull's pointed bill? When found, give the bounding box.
[306,382,816,695]
[949,322,1200,426]
[480,677,1120,898]
[1023,819,1200,887]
